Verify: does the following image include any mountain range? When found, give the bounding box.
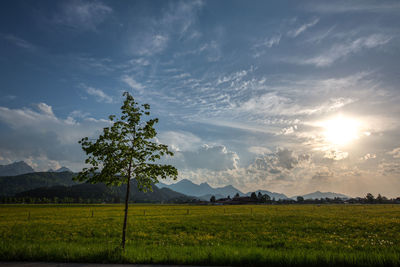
[157,179,290,200]
[0,161,350,201]
[48,167,73,173]
[0,162,193,203]
[0,171,77,197]
[0,161,34,176]
[157,179,350,200]
[293,191,349,200]
[157,179,241,200]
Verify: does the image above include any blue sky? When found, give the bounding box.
[1,0,400,197]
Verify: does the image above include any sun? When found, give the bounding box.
[321,115,359,146]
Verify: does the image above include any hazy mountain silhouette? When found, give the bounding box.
[245,190,288,200]
[0,161,34,176]
[157,179,243,198]
[293,191,350,200]
[48,167,73,173]
[0,172,77,196]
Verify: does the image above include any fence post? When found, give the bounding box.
[91,210,94,218]
[251,208,253,215]
[143,210,146,216]
[187,209,189,215]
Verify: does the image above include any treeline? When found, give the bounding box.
[0,196,117,204]
[0,196,201,204]
[211,192,400,204]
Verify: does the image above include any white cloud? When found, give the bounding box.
[287,18,319,37]
[121,75,145,94]
[324,149,349,161]
[130,58,150,66]
[361,153,376,160]
[161,0,204,36]
[84,86,113,103]
[309,2,400,14]
[157,131,202,152]
[54,0,112,31]
[136,34,169,56]
[0,103,110,171]
[297,34,392,67]
[239,93,353,117]
[252,34,281,57]
[173,144,239,171]
[388,147,400,158]
[37,103,54,116]
[248,146,272,155]
[1,34,36,50]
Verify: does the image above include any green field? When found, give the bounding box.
[0,204,399,266]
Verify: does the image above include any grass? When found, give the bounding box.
[0,204,399,266]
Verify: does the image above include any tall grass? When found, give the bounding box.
[0,204,399,266]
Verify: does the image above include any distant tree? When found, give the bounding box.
[257,192,263,199]
[297,196,304,203]
[234,193,240,199]
[227,195,231,200]
[210,195,216,203]
[259,194,270,203]
[75,92,178,250]
[366,193,374,203]
[376,194,383,204]
[250,192,257,200]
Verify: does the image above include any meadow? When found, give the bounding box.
[0,204,399,266]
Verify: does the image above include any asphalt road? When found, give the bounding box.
[0,263,222,267]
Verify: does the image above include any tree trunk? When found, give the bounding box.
[121,172,131,250]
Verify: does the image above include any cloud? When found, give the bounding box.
[324,149,349,161]
[361,153,376,160]
[53,0,112,31]
[84,86,113,103]
[2,95,17,101]
[129,1,204,56]
[296,34,392,67]
[239,93,353,117]
[37,103,55,116]
[252,34,281,57]
[1,34,36,50]
[309,2,400,14]
[388,147,400,158]
[287,18,319,37]
[136,34,169,56]
[0,103,109,171]
[157,131,202,152]
[121,75,145,94]
[248,146,272,155]
[174,144,239,171]
[249,148,304,174]
[161,0,204,36]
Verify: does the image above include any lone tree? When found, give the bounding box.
[75,92,178,249]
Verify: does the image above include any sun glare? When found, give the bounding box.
[322,116,359,146]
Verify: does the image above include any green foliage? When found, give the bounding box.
[75,92,178,190]
[9,181,192,204]
[0,204,399,266]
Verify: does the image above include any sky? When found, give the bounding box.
[0,0,399,197]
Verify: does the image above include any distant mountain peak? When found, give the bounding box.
[0,161,35,176]
[55,167,72,173]
[156,178,244,200]
[295,191,350,200]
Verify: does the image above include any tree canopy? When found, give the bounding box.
[75,92,178,190]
